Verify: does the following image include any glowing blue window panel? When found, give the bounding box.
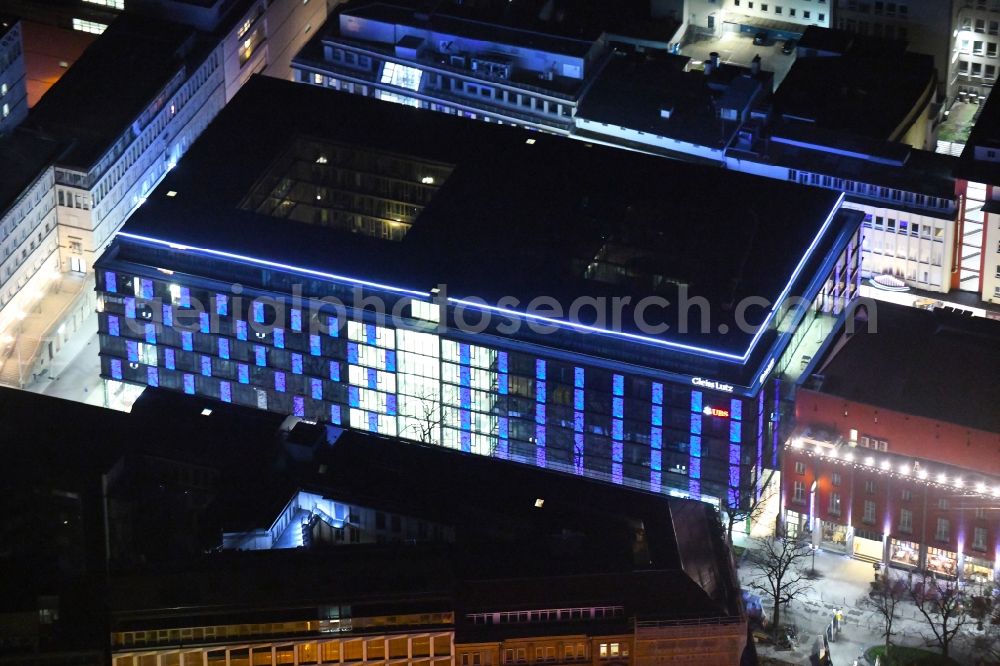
[728,487,739,509]
[294,396,305,417]
[238,363,249,384]
[201,356,212,377]
[221,381,232,403]
[273,328,285,349]
[574,388,584,411]
[498,374,508,394]
[574,367,584,389]
[612,463,622,485]
[730,421,741,443]
[612,440,623,463]
[689,457,701,479]
[181,331,193,351]
[218,338,230,360]
[535,403,545,425]
[108,315,120,337]
[347,343,358,364]
[690,435,702,457]
[612,397,623,418]
[110,358,122,380]
[329,361,340,381]
[651,449,662,472]
[147,366,159,387]
[574,411,584,433]
[162,305,173,327]
[327,316,339,337]
[574,433,584,474]
[179,287,191,308]
[651,427,662,449]
[236,320,248,341]
[140,279,153,300]
[536,380,546,403]
[311,378,323,400]
[535,436,546,467]
[387,394,397,416]
[460,409,471,431]
[729,442,741,466]
[535,359,546,380]
[691,390,702,413]
[366,368,377,388]
[612,419,623,441]
[292,353,303,375]
[731,399,742,421]
[729,465,741,490]
[690,413,702,435]
[275,371,286,392]
[125,297,136,319]
[459,343,470,365]
[385,350,396,372]
[199,312,209,334]
[291,309,302,332]
[254,345,266,366]
[460,366,471,386]
[460,387,471,410]
[165,348,176,370]
[216,294,228,316]
[499,416,508,438]
[497,438,509,459]
[461,431,471,452]
[105,271,117,293]
[368,413,378,432]
[183,373,195,395]
[651,471,661,491]
[689,479,701,497]
[348,385,359,407]
[252,301,264,323]
[652,405,663,426]
[535,425,546,447]
[652,382,663,405]
[365,324,376,346]
[498,351,508,373]
[126,340,138,362]
[310,334,321,356]
[144,323,156,344]
[330,405,342,425]
[613,374,624,396]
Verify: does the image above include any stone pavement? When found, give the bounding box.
[738,544,980,665]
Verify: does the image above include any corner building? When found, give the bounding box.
[94,77,864,512]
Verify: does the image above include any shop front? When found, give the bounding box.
[963,555,995,588]
[926,546,958,578]
[820,520,848,552]
[785,509,807,539]
[889,538,921,569]
[853,529,884,562]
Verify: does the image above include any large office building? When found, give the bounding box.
[107,404,749,666]
[0,15,26,133]
[93,75,864,515]
[781,302,1000,583]
[0,0,326,386]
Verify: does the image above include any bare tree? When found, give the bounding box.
[399,388,442,444]
[909,573,969,658]
[747,535,814,635]
[862,569,907,663]
[723,479,777,548]
[967,581,999,664]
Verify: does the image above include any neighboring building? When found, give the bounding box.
[956,82,1000,304]
[0,0,326,386]
[685,0,832,41]
[107,417,748,666]
[0,15,27,132]
[781,301,1000,583]
[93,75,864,516]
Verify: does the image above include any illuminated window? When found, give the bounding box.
[83,0,124,8]
[380,62,423,91]
[72,18,108,34]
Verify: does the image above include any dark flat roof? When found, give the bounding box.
[0,129,65,214]
[808,301,1000,433]
[116,75,850,363]
[24,13,202,169]
[957,84,1000,184]
[773,51,935,142]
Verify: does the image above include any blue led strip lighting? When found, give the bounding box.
[573,366,584,475]
[535,358,546,468]
[611,373,624,485]
[650,381,663,491]
[118,232,428,297]
[497,352,509,459]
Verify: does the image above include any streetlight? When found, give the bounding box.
[810,543,817,576]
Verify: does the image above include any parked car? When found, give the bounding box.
[782,38,797,54]
[753,31,768,45]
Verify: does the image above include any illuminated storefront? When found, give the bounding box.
[821,520,848,551]
[926,546,959,577]
[853,529,884,561]
[889,539,920,568]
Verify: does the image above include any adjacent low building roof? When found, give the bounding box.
[807,301,1000,434]
[956,84,1000,184]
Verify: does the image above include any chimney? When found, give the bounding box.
[751,54,761,75]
